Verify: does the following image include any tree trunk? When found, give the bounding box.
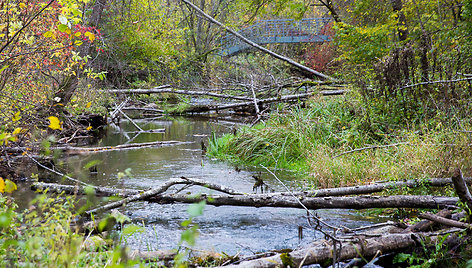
[179,0,336,81]
[221,233,437,268]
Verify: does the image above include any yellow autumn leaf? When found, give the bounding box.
[5,180,17,193]
[86,101,92,108]
[86,126,93,131]
[84,31,96,42]
[48,116,63,130]
[44,31,55,38]
[19,3,26,9]
[12,127,22,135]
[12,111,21,122]
[0,178,4,193]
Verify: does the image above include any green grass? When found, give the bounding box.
[207,95,472,188]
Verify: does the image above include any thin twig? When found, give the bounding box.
[22,150,90,186]
[260,165,345,234]
[399,77,472,90]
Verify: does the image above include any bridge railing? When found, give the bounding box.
[220,18,332,56]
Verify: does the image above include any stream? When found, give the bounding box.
[59,116,384,255]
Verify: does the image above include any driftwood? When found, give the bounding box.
[129,249,176,261]
[305,177,472,197]
[179,0,336,81]
[121,107,165,114]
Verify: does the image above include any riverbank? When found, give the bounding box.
[208,95,472,189]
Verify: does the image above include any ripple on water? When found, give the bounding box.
[64,116,387,255]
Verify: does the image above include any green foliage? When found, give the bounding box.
[393,234,451,267]
[335,21,394,64]
[103,0,185,85]
[174,200,206,267]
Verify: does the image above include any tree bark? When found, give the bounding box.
[54,140,189,155]
[419,212,472,229]
[149,193,458,210]
[107,87,253,101]
[171,91,340,113]
[220,233,436,267]
[451,168,472,212]
[33,177,466,198]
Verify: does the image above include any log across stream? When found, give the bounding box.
[54,116,385,255]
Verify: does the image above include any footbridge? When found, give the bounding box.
[220,18,332,56]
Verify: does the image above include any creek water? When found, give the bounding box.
[61,115,384,255]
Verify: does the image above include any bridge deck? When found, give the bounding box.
[220,18,332,56]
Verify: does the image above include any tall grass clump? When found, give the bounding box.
[208,96,472,188]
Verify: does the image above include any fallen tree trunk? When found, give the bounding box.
[220,232,444,268]
[107,88,254,101]
[149,193,458,210]
[33,181,460,211]
[419,212,472,229]
[179,0,336,81]
[34,176,464,198]
[175,92,333,113]
[306,177,472,197]
[53,140,189,155]
[451,168,472,215]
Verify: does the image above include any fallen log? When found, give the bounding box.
[53,140,190,155]
[403,209,452,233]
[30,177,472,198]
[149,193,458,210]
[174,92,336,113]
[129,249,176,262]
[33,181,460,211]
[179,0,336,81]
[107,88,254,101]
[219,232,442,267]
[307,177,472,197]
[85,177,243,215]
[419,212,472,229]
[32,182,140,197]
[451,168,472,215]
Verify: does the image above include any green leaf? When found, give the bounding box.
[84,185,96,195]
[122,224,145,236]
[393,253,412,264]
[5,180,17,193]
[84,160,101,170]
[0,65,9,74]
[57,24,70,34]
[187,201,205,217]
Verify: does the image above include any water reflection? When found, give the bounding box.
[61,116,383,255]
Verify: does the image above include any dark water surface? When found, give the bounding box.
[62,116,384,255]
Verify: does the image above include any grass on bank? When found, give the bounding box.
[207,95,472,188]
